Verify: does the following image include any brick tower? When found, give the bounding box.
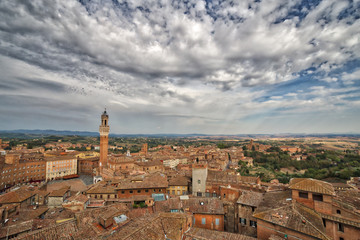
[99,109,109,171]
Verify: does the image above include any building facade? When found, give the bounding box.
[45,155,77,181]
[0,154,46,191]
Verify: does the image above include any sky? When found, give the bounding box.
[0,0,359,135]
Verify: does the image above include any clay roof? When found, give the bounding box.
[135,160,163,167]
[254,202,330,240]
[86,182,117,194]
[289,178,335,196]
[207,170,259,185]
[78,157,99,161]
[115,173,168,190]
[154,197,224,215]
[0,187,35,204]
[168,176,190,186]
[45,155,77,161]
[187,198,224,215]
[254,190,292,213]
[184,227,257,240]
[237,191,264,207]
[66,194,89,203]
[334,190,360,212]
[16,219,78,240]
[107,212,190,240]
[49,186,70,197]
[0,220,33,239]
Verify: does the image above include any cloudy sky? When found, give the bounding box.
[0,0,359,134]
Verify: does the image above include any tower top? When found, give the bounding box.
[102,108,108,117]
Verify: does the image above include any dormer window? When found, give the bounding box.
[313,194,323,202]
[299,192,308,199]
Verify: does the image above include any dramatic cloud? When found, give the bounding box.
[0,0,359,134]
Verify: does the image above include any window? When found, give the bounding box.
[145,189,149,193]
[336,209,341,214]
[299,192,308,199]
[313,194,323,202]
[212,193,217,197]
[215,218,220,226]
[205,192,210,197]
[182,191,186,195]
[172,190,175,194]
[137,190,141,193]
[193,218,195,225]
[338,223,344,232]
[130,190,133,193]
[251,207,255,212]
[250,220,257,228]
[198,180,201,184]
[223,193,226,199]
[197,192,202,197]
[323,218,326,227]
[202,218,206,225]
[339,238,344,240]
[240,218,246,225]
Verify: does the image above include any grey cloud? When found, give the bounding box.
[0,0,359,134]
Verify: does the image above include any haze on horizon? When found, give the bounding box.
[0,0,359,135]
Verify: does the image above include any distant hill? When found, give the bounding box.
[0,129,359,138]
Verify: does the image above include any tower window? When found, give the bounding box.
[337,209,341,214]
[338,223,344,232]
[104,120,107,125]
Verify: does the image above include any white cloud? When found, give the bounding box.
[0,0,359,133]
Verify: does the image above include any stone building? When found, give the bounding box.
[167,175,190,196]
[45,155,77,181]
[0,154,46,191]
[254,178,360,240]
[236,190,264,237]
[78,157,99,176]
[47,186,70,207]
[192,163,208,196]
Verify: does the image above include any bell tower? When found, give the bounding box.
[99,109,109,171]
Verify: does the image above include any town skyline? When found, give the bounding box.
[0,0,359,134]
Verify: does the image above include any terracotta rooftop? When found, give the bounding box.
[107,212,190,240]
[114,173,168,190]
[86,182,117,194]
[254,190,292,214]
[333,190,360,213]
[49,186,70,197]
[16,219,78,240]
[135,160,163,167]
[183,227,257,240]
[289,178,335,196]
[168,175,190,186]
[236,191,264,207]
[44,155,77,161]
[66,193,89,203]
[254,202,330,240]
[154,197,225,215]
[207,170,259,185]
[0,220,33,239]
[0,187,35,204]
